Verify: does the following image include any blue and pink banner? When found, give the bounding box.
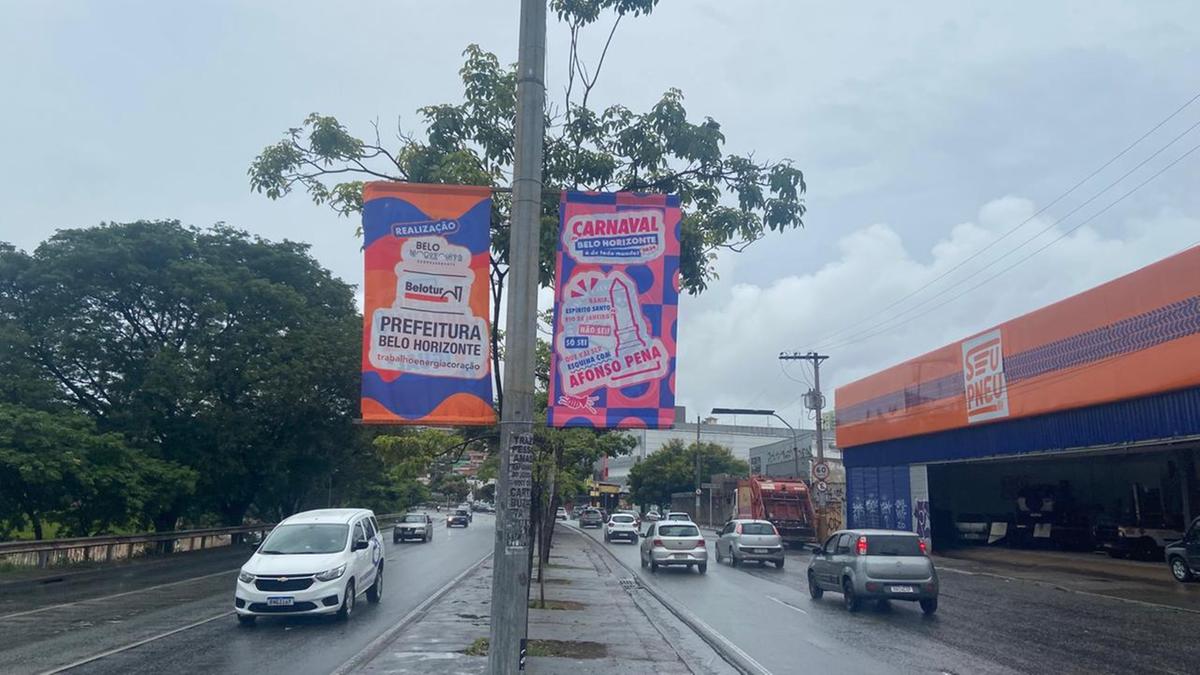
[360,182,495,426]
[547,191,681,429]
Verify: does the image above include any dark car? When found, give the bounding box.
[447,509,470,528]
[579,509,604,528]
[1166,516,1200,582]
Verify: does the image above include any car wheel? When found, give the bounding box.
[842,579,860,612]
[698,563,707,574]
[808,571,823,599]
[1170,556,1194,582]
[640,553,647,568]
[650,559,658,573]
[774,558,785,569]
[367,566,383,604]
[337,580,356,620]
[920,597,938,615]
[731,552,741,568]
[393,537,401,544]
[237,614,256,626]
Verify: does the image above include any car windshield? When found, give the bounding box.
[403,515,426,523]
[741,523,777,535]
[612,515,635,523]
[866,535,923,556]
[259,523,348,554]
[659,524,700,537]
[455,510,469,516]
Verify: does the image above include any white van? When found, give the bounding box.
[234,509,384,624]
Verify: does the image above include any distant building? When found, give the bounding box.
[452,450,489,477]
[603,406,804,486]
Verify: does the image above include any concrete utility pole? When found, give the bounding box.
[779,352,828,462]
[694,415,702,520]
[488,1,546,672]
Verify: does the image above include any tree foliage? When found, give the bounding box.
[627,439,749,510]
[0,404,196,539]
[0,222,364,530]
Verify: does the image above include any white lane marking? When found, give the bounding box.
[938,565,1200,615]
[39,610,233,674]
[0,567,240,621]
[766,595,808,614]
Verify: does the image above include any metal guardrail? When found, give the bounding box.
[0,512,409,570]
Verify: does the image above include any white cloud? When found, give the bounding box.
[683,197,1199,427]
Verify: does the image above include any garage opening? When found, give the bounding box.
[927,445,1197,558]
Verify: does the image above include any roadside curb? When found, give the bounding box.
[565,523,772,675]
[331,550,493,675]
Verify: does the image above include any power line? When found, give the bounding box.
[805,89,1200,350]
[822,142,1200,351]
[815,116,1200,351]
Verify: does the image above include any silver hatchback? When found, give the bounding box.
[806,529,939,614]
[640,521,708,573]
[716,519,785,568]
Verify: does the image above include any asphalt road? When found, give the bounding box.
[0,515,495,675]
[575,521,1200,675]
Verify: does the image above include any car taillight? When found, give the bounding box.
[652,539,663,547]
[919,539,927,555]
[696,540,706,548]
[856,535,868,555]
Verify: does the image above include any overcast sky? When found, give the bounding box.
[2,1,1198,431]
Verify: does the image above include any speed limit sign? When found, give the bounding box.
[812,461,830,481]
[815,480,829,493]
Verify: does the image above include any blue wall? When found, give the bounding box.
[843,386,1200,469]
[846,465,912,531]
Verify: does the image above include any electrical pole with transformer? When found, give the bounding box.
[780,351,830,537]
[488,1,546,672]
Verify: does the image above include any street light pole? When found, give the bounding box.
[489,1,546,673]
[710,407,800,479]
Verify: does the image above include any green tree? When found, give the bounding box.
[0,222,361,528]
[627,439,749,511]
[248,0,806,407]
[0,404,196,539]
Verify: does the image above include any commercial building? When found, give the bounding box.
[836,246,1200,551]
[602,407,799,486]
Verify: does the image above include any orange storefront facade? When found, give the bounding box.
[835,246,1200,551]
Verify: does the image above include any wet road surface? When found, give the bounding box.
[576,523,1200,675]
[0,515,495,675]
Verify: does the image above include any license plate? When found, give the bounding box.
[672,553,688,559]
[754,548,769,554]
[889,585,915,594]
[267,596,294,606]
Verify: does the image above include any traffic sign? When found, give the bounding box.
[694,487,703,495]
[812,461,830,481]
[815,480,829,493]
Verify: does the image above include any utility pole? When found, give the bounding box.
[779,352,828,461]
[694,414,701,520]
[489,1,546,673]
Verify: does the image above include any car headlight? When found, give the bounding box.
[238,570,255,583]
[315,563,347,582]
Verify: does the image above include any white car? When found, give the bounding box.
[234,509,385,624]
[604,513,639,543]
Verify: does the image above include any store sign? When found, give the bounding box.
[962,328,1009,423]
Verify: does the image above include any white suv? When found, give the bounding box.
[234,509,385,624]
